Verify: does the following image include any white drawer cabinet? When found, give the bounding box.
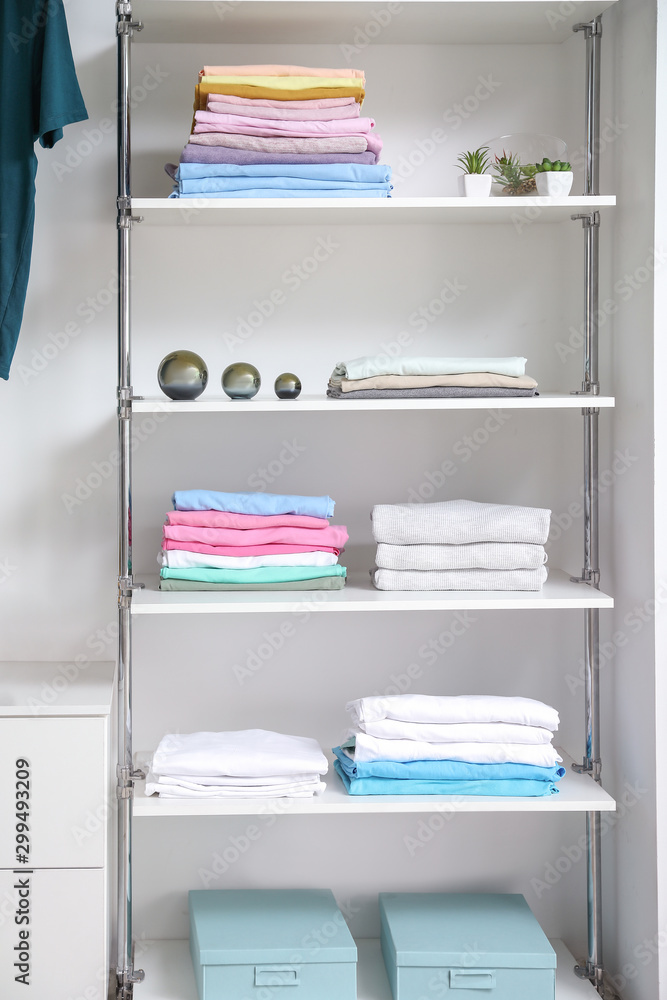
[0,663,114,1000]
[0,867,107,1000]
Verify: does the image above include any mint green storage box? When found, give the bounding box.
[189,889,357,1000]
[379,893,556,1000]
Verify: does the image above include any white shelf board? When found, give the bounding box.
[134,392,615,413]
[137,938,599,1000]
[132,196,616,227]
[131,569,613,615]
[133,749,615,817]
[132,0,619,45]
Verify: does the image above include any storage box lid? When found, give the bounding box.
[189,889,358,965]
[379,893,556,970]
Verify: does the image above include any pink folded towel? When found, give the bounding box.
[193,111,375,137]
[163,523,349,548]
[166,511,329,530]
[162,540,343,557]
[212,94,357,110]
[207,99,361,122]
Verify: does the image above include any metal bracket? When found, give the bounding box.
[572,757,602,781]
[117,387,134,419]
[571,211,601,227]
[574,962,605,994]
[573,19,603,37]
[116,764,147,799]
[116,19,143,37]
[118,575,146,610]
[116,967,146,998]
[117,197,143,230]
[570,568,601,586]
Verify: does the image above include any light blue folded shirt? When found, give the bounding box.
[333,760,561,797]
[178,176,392,194]
[176,162,392,183]
[172,490,335,519]
[333,746,565,784]
[169,187,390,199]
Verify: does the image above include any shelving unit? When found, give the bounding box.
[134,392,616,412]
[132,196,616,226]
[115,1,616,997]
[133,749,616,816]
[131,570,613,614]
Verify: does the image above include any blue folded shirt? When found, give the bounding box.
[172,490,335,519]
[176,162,392,183]
[333,760,561,797]
[169,187,391,199]
[332,746,565,784]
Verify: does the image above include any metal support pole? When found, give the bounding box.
[116,3,143,998]
[571,15,605,996]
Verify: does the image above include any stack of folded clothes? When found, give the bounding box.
[371,499,551,591]
[159,490,348,591]
[166,63,391,198]
[327,355,538,399]
[146,729,328,798]
[333,694,564,797]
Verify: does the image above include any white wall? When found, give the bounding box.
[0,2,660,997]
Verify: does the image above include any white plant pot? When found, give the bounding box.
[458,173,492,197]
[535,171,574,197]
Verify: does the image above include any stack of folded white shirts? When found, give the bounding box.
[333,694,564,797]
[145,729,328,798]
[327,355,538,399]
[371,499,551,591]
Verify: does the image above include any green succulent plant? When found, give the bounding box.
[456,147,492,174]
[534,157,572,173]
[492,151,539,194]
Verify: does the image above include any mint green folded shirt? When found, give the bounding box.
[160,565,347,585]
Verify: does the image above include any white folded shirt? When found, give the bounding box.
[159,549,338,570]
[151,729,328,779]
[375,542,547,571]
[348,733,562,767]
[371,499,552,545]
[352,719,554,745]
[372,566,548,591]
[145,771,325,798]
[347,694,560,731]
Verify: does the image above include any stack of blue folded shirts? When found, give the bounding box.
[333,693,565,797]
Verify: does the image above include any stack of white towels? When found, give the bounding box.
[145,729,328,798]
[371,499,551,591]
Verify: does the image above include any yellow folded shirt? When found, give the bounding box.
[194,83,365,116]
[201,75,365,91]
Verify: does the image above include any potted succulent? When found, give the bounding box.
[534,158,574,196]
[492,151,537,196]
[456,147,492,197]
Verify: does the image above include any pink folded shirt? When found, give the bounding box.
[166,511,329,530]
[201,65,365,80]
[214,94,357,110]
[162,540,343,557]
[207,99,361,122]
[163,524,349,548]
[193,111,375,137]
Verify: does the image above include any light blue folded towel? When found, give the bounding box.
[176,162,392,183]
[333,745,565,783]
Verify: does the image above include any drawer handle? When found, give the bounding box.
[255,966,300,987]
[450,969,497,990]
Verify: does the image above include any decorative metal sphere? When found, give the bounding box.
[157,350,208,401]
[274,373,302,400]
[222,362,261,400]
